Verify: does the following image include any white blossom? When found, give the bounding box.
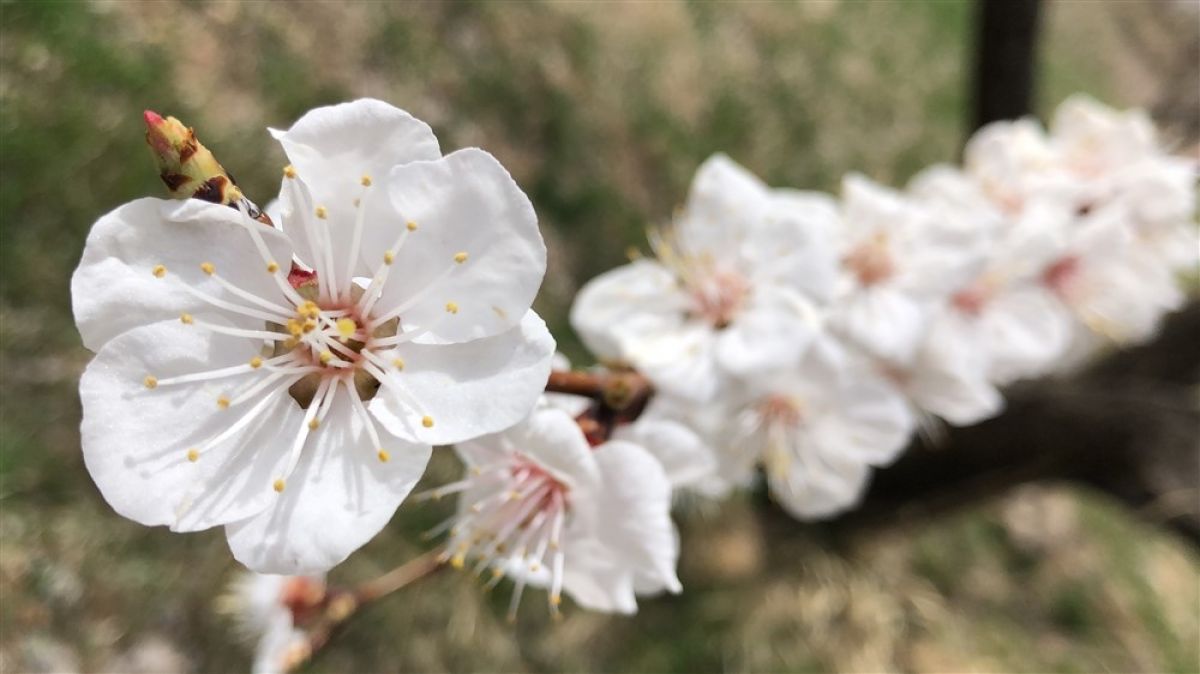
[72,99,555,574]
[428,405,681,617]
[570,154,836,401]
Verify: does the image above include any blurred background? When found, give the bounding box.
[1,1,1197,672]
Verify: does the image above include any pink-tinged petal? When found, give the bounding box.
[363,148,544,344]
[79,320,301,532]
[225,391,432,574]
[368,311,555,445]
[72,198,295,352]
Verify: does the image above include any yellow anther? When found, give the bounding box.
[315,206,328,219]
[217,396,231,409]
[249,356,263,369]
[529,562,541,572]
[319,350,333,364]
[179,313,194,325]
[143,375,158,389]
[266,261,280,273]
[360,175,372,187]
[406,220,418,231]
[445,301,459,314]
[287,319,304,337]
[186,449,199,463]
[283,165,297,179]
[336,318,357,339]
[382,250,395,265]
[454,251,468,264]
[377,449,390,463]
[492,568,504,578]
[391,357,405,370]
[308,418,320,430]
[303,319,318,333]
[283,337,299,349]
[450,553,466,570]
[151,264,167,278]
[421,415,434,428]
[200,262,215,276]
[273,479,286,493]
[550,594,562,606]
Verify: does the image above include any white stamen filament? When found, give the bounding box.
[233,202,307,307]
[175,281,291,324]
[153,354,294,387]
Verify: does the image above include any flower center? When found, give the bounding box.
[688,268,749,329]
[267,294,398,407]
[1041,255,1081,297]
[844,233,895,286]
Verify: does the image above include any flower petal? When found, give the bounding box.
[767,443,872,520]
[570,259,689,363]
[611,401,717,492]
[271,98,440,204]
[364,148,545,343]
[79,320,302,532]
[585,439,682,598]
[832,285,927,364]
[715,284,820,376]
[72,198,295,352]
[368,310,555,445]
[225,388,432,574]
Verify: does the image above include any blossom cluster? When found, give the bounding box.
[71,96,1193,671]
[572,95,1196,519]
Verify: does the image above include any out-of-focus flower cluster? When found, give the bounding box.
[572,95,1197,519]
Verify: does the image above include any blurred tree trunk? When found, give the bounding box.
[970,0,1042,133]
[835,302,1200,548]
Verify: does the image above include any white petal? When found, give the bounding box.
[271,98,440,206]
[632,324,723,402]
[820,374,916,466]
[585,440,681,597]
[832,285,927,364]
[611,400,717,491]
[767,445,872,520]
[748,189,841,302]
[365,148,544,343]
[368,311,555,445]
[675,154,770,257]
[512,406,601,489]
[715,285,820,376]
[559,538,639,614]
[226,390,432,574]
[79,320,301,532]
[72,198,295,352]
[569,259,688,363]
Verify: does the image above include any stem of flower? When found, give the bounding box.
[284,548,445,673]
[544,369,654,415]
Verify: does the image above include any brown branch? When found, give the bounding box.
[545,369,654,415]
[831,301,1200,547]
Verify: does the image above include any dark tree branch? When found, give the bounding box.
[835,302,1200,547]
[970,0,1042,134]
